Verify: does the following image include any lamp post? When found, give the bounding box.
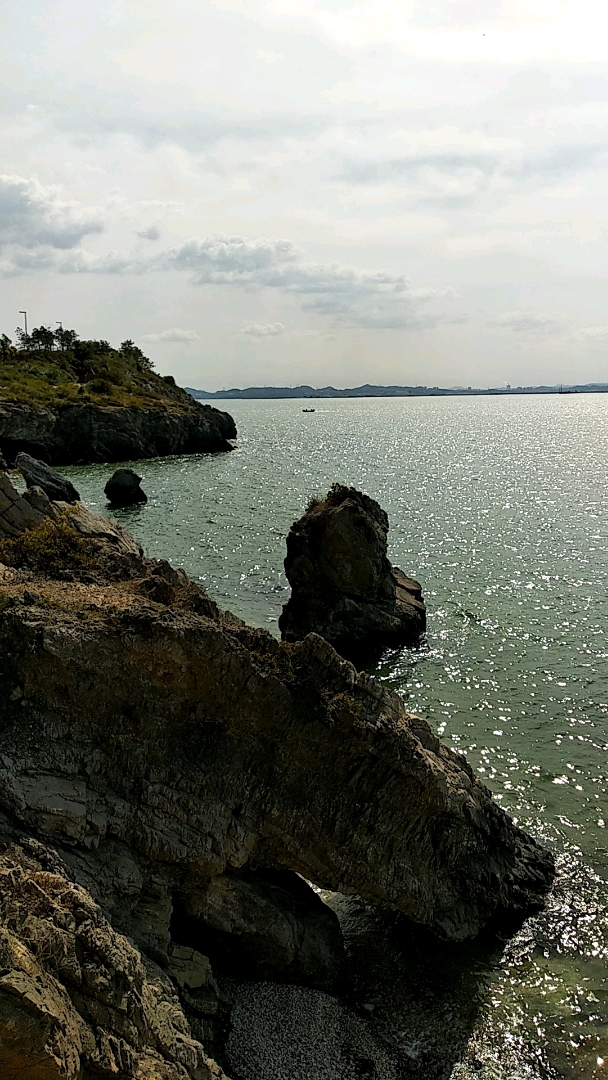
[18,311,28,346]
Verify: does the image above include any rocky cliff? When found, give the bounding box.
[0,399,236,465]
[0,475,555,1077]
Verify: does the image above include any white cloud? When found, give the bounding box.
[574,325,608,340]
[241,322,285,336]
[489,311,566,334]
[136,224,160,241]
[257,49,283,63]
[140,328,200,343]
[52,232,456,330]
[0,174,103,252]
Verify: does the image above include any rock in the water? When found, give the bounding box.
[105,467,148,506]
[279,484,426,660]
[16,451,80,503]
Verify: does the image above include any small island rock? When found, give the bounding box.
[105,467,148,507]
[279,483,426,661]
[16,451,80,503]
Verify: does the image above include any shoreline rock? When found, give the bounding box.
[279,484,426,661]
[0,399,236,465]
[16,450,80,503]
[105,467,148,506]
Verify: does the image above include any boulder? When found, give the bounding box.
[279,484,426,661]
[16,451,80,503]
[0,471,57,540]
[105,467,148,506]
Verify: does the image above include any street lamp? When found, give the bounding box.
[19,311,28,345]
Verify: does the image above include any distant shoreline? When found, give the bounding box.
[186,382,608,401]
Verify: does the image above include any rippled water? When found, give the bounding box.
[64,395,608,1079]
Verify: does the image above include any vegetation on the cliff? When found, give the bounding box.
[0,510,94,576]
[0,326,193,411]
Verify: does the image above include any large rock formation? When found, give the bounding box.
[16,450,80,503]
[0,476,553,944]
[279,484,426,661]
[0,480,555,1076]
[0,399,236,465]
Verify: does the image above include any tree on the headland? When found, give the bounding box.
[120,339,155,372]
[14,327,28,350]
[0,335,13,360]
[54,327,79,352]
[29,326,55,352]
[3,327,155,381]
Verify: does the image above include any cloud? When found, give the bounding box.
[489,311,566,334]
[8,225,458,330]
[573,324,608,340]
[0,174,104,252]
[241,322,285,336]
[136,225,160,241]
[339,139,608,203]
[139,328,200,343]
[55,108,329,154]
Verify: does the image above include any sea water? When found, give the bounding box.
[64,395,608,1079]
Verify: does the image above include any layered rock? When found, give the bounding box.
[0,513,553,944]
[0,841,227,1080]
[0,470,59,540]
[279,484,426,660]
[105,467,148,507]
[0,399,236,465]
[16,450,80,503]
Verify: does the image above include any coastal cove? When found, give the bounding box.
[62,394,608,1079]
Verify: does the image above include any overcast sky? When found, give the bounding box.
[2,0,608,389]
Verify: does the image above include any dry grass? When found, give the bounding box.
[0,512,95,577]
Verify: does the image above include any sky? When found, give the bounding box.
[2,0,608,390]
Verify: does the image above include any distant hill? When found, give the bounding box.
[186,382,608,400]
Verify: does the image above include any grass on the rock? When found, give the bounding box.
[0,512,95,576]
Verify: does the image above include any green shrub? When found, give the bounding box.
[0,512,94,576]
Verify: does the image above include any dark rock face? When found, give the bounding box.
[0,453,7,472]
[0,842,227,1080]
[174,868,344,991]
[0,471,58,539]
[105,467,148,506]
[16,451,80,503]
[279,484,426,661]
[0,399,237,465]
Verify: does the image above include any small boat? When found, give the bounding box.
[302,407,315,412]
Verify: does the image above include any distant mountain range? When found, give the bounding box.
[186,382,608,400]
